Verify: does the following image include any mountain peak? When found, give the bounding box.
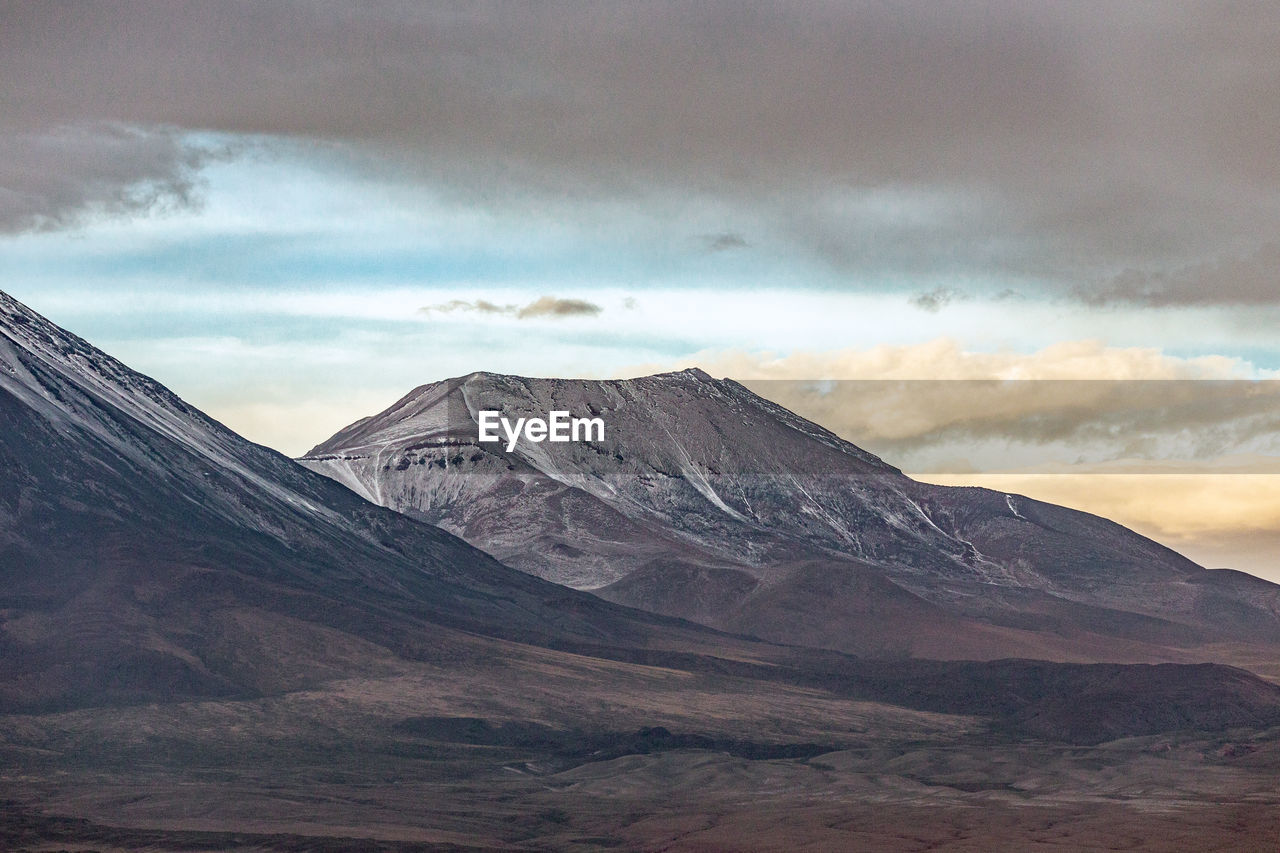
[0,288,37,320]
[669,366,715,382]
[301,363,1280,663]
[444,366,719,386]
[1,290,78,353]
[304,367,896,478]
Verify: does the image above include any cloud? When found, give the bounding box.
[909,287,962,312]
[620,340,1280,471]
[4,2,1280,305]
[701,232,750,252]
[423,299,510,315]
[420,296,601,320]
[634,338,1255,382]
[0,124,212,232]
[516,296,601,318]
[1086,244,1280,307]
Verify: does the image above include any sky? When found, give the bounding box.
[4,1,1280,579]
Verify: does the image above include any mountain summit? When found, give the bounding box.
[303,370,1280,662]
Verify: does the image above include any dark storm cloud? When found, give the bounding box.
[0,124,211,232]
[4,1,1280,304]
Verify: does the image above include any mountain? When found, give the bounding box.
[0,292,736,713]
[7,291,1280,848]
[301,370,1280,663]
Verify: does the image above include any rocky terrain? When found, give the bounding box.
[302,370,1280,664]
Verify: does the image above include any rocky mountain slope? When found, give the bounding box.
[0,291,730,713]
[1,286,1275,724]
[7,290,1280,848]
[301,370,1280,661]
